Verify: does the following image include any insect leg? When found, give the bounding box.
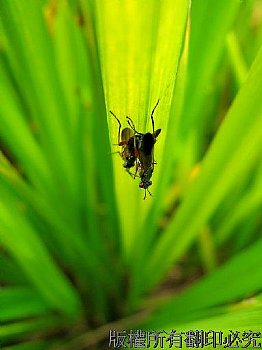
[134,161,139,179]
[143,188,152,199]
[147,188,152,197]
[126,169,135,178]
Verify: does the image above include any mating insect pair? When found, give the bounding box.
[110,100,161,199]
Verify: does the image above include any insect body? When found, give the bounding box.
[127,99,161,199]
[137,130,161,188]
[110,110,138,170]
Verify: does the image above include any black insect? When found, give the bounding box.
[110,110,139,170]
[126,99,161,199]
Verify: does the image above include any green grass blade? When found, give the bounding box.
[143,45,262,292]
[0,155,119,299]
[0,65,51,192]
[0,287,50,322]
[181,0,240,146]
[216,160,262,245]
[226,31,248,86]
[94,0,189,259]
[127,32,190,309]
[0,195,82,316]
[150,305,262,350]
[0,317,63,345]
[0,255,27,285]
[1,0,262,347]
[149,238,262,327]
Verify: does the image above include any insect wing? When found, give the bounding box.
[121,127,134,143]
[153,129,161,139]
[120,128,136,169]
[140,133,155,156]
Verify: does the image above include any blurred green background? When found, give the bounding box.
[0,0,262,349]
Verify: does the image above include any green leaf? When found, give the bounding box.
[0,191,82,316]
[148,303,262,349]
[142,44,262,292]
[149,238,262,327]
[0,287,50,322]
[93,0,189,259]
[0,317,62,344]
[181,0,240,144]
[0,255,27,285]
[216,160,262,245]
[1,0,262,347]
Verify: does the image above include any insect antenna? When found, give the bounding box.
[150,99,160,133]
[126,116,142,135]
[110,110,121,145]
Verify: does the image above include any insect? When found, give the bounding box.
[109,110,138,171]
[126,99,161,199]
